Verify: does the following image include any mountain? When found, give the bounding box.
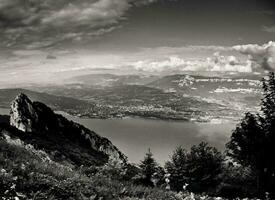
[1,93,127,167]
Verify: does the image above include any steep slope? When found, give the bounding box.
[2,93,127,167]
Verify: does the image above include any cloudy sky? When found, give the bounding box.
[0,0,275,86]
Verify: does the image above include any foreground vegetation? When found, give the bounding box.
[0,138,259,200]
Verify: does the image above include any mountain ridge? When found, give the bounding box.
[1,93,127,167]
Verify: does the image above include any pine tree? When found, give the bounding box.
[139,149,159,187]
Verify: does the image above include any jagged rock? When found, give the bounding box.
[9,93,127,165]
[10,93,38,132]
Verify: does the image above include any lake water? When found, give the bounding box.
[0,107,236,164]
[0,107,9,115]
[64,114,236,164]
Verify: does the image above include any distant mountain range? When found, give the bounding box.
[147,73,262,113]
[0,73,263,122]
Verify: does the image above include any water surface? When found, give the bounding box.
[0,107,9,115]
[66,115,236,164]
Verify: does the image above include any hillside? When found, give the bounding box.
[1,93,126,167]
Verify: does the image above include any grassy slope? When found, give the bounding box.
[0,131,182,200]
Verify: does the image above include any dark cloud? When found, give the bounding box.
[0,0,158,49]
[0,0,274,50]
[46,54,57,59]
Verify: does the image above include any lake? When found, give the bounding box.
[64,114,236,164]
[0,107,9,115]
[1,107,236,164]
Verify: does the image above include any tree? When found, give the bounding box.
[165,146,188,192]
[227,113,265,169]
[151,165,166,187]
[227,72,275,196]
[187,142,223,192]
[138,149,159,187]
[165,143,223,193]
[261,72,275,191]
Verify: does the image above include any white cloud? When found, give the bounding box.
[131,52,252,73]
[233,41,275,70]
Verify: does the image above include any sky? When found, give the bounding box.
[0,0,275,86]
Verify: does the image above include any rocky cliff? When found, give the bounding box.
[10,93,38,132]
[8,93,127,166]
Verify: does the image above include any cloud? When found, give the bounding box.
[263,26,275,33]
[233,41,275,70]
[0,0,157,49]
[131,52,252,73]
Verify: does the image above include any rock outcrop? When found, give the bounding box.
[10,93,38,132]
[9,93,127,165]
